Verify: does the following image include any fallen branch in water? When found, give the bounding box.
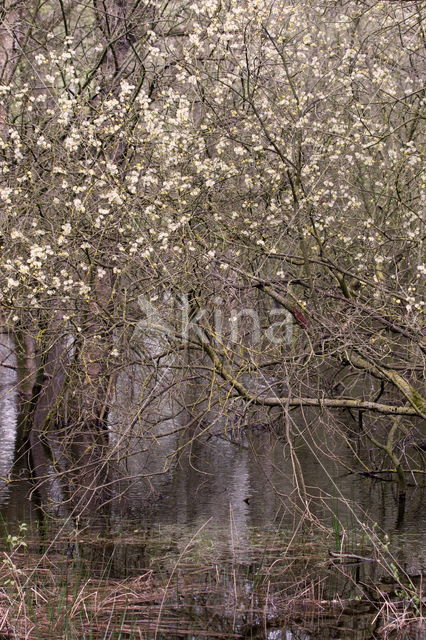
[356,469,426,475]
[328,551,376,563]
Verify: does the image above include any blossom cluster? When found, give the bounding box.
[0,0,423,333]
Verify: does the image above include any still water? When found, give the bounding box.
[0,334,424,639]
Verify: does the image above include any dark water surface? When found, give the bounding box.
[0,336,424,639]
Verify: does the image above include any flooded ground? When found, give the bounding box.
[0,337,424,639]
[0,429,424,638]
[0,513,424,639]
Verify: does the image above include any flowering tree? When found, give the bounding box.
[0,0,424,512]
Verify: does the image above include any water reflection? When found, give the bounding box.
[1,417,426,565]
[0,348,424,590]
